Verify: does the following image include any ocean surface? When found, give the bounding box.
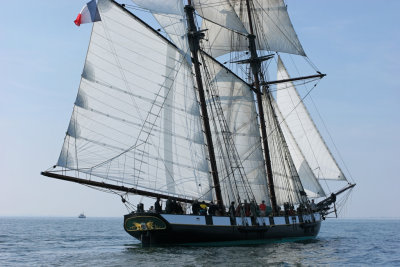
[0,217,399,266]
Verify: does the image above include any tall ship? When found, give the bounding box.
[42,0,355,246]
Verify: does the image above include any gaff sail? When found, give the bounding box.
[57,0,212,201]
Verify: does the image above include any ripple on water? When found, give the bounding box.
[0,218,399,266]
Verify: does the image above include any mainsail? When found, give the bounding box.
[57,0,213,201]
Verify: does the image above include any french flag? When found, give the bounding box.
[74,0,101,26]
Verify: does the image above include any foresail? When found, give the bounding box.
[57,0,212,201]
[273,100,326,198]
[199,51,270,205]
[202,0,305,57]
[276,57,346,181]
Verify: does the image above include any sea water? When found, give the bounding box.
[0,217,399,266]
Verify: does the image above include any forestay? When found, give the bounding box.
[57,0,213,201]
[276,57,346,181]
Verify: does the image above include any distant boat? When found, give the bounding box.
[78,213,86,219]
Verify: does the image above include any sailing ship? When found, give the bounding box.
[42,0,355,246]
[78,213,86,219]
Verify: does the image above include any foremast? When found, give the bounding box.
[185,1,224,209]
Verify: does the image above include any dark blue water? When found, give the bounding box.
[0,217,399,266]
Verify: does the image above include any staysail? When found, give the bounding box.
[276,57,346,181]
[201,0,306,57]
[273,100,326,198]
[57,0,213,201]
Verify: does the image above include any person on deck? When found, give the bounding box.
[176,202,183,214]
[199,201,208,215]
[181,202,188,214]
[250,200,258,225]
[154,197,162,213]
[192,200,200,215]
[259,200,267,217]
[229,201,236,225]
[297,203,305,215]
[137,202,144,213]
[265,205,273,216]
[172,200,178,214]
[208,201,217,216]
[310,199,316,212]
[244,200,250,217]
[289,204,295,215]
[284,202,290,216]
[165,198,172,214]
[235,202,242,216]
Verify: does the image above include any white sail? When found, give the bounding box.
[273,100,326,198]
[152,13,190,56]
[200,51,270,205]
[276,57,346,181]
[131,0,190,55]
[131,0,183,15]
[202,0,305,57]
[193,0,248,34]
[262,92,305,206]
[58,0,212,200]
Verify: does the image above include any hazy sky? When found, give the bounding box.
[1,0,399,218]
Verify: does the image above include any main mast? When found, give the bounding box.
[184,1,224,209]
[245,0,278,213]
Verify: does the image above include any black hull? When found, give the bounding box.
[124,213,321,246]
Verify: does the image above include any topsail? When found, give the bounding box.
[200,0,306,57]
